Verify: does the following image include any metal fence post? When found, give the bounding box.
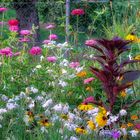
[66,0,70,43]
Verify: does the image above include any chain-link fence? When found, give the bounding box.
[0,1,140,45]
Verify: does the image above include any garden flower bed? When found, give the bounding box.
[0,1,140,140]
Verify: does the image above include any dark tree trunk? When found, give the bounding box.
[13,0,40,45]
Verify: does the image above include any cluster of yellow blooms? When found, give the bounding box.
[126,34,140,43]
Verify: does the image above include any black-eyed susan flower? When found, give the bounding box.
[125,34,140,43]
[60,114,68,120]
[75,127,87,134]
[78,104,93,111]
[95,113,107,127]
[87,120,96,130]
[38,118,51,127]
[26,111,34,122]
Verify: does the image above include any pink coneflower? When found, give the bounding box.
[20,30,31,36]
[47,56,57,62]
[9,25,19,32]
[0,47,12,57]
[43,39,51,44]
[69,62,80,68]
[46,23,55,30]
[13,52,21,56]
[135,124,140,130]
[71,9,85,16]
[83,96,94,104]
[84,77,94,84]
[19,38,30,43]
[0,7,8,12]
[85,39,97,46]
[49,34,58,40]
[29,46,42,56]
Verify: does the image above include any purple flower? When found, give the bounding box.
[0,7,8,12]
[29,46,42,56]
[49,34,58,40]
[43,39,51,44]
[47,56,57,62]
[46,23,55,30]
[111,130,121,139]
[20,30,31,36]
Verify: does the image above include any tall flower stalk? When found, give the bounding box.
[71,8,84,47]
[85,37,140,112]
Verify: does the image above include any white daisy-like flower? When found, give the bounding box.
[6,103,18,110]
[129,130,139,137]
[36,65,42,69]
[70,136,79,140]
[58,80,68,87]
[30,87,38,93]
[42,99,53,108]
[1,95,8,101]
[0,108,7,115]
[119,109,127,116]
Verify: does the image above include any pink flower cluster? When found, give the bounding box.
[82,96,94,104]
[46,23,55,30]
[49,34,58,40]
[43,40,51,45]
[0,7,8,12]
[0,47,20,57]
[8,19,19,32]
[69,62,80,68]
[71,9,85,16]
[20,30,31,36]
[85,39,97,46]
[84,77,94,84]
[47,56,57,63]
[29,46,42,56]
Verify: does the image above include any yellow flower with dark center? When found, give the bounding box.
[26,111,34,122]
[99,107,107,115]
[75,127,87,134]
[78,104,93,111]
[120,90,127,97]
[134,54,140,61]
[125,34,140,43]
[60,114,68,120]
[127,122,134,127]
[38,119,51,127]
[131,115,138,120]
[86,86,93,92]
[87,120,96,130]
[76,71,87,77]
[95,113,107,127]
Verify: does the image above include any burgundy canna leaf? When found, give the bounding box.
[121,70,140,84]
[120,59,140,68]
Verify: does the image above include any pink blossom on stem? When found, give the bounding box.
[71,9,85,16]
[85,39,97,46]
[43,39,51,44]
[69,62,80,68]
[20,30,31,36]
[84,77,95,84]
[29,46,42,56]
[47,56,57,63]
[49,34,58,40]
[0,7,8,12]
[83,96,94,104]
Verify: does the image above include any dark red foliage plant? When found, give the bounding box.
[85,37,140,112]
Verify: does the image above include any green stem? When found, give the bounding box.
[1,12,5,37]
